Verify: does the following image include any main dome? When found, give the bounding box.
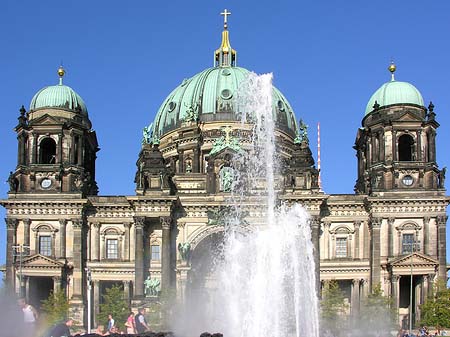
[150,19,298,138]
[152,66,298,137]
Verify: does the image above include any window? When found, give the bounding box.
[151,245,160,260]
[398,134,415,161]
[39,236,52,256]
[402,234,414,254]
[106,239,118,259]
[39,137,57,164]
[335,238,347,258]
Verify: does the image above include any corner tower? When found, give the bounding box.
[9,67,99,196]
[354,63,444,195]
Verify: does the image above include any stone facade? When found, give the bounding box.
[1,43,448,331]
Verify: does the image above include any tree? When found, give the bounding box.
[320,280,349,336]
[420,279,450,328]
[41,289,70,326]
[98,285,129,330]
[358,283,397,336]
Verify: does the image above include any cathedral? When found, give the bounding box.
[1,11,448,329]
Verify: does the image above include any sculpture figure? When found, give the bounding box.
[142,123,153,144]
[183,103,198,122]
[7,172,18,193]
[294,119,309,144]
[144,276,161,297]
[178,242,191,262]
[219,166,234,192]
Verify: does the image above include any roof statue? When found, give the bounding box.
[294,119,309,144]
[142,123,154,144]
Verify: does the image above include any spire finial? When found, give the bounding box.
[388,61,396,81]
[215,9,237,67]
[57,65,65,85]
[221,9,231,29]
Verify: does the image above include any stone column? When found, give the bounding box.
[59,219,67,258]
[310,216,321,294]
[123,280,131,307]
[392,130,397,162]
[5,218,18,287]
[436,215,447,280]
[388,217,395,257]
[391,275,401,309]
[363,221,370,259]
[193,147,200,173]
[53,276,61,293]
[71,219,83,298]
[160,216,172,295]
[361,279,369,298]
[354,221,361,259]
[124,223,131,261]
[351,279,360,315]
[416,130,422,161]
[91,222,100,261]
[324,222,331,259]
[23,219,31,249]
[134,217,145,298]
[379,131,385,162]
[93,280,100,327]
[369,218,382,292]
[423,217,430,255]
[426,274,435,298]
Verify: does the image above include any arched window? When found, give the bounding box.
[39,138,57,164]
[398,134,415,161]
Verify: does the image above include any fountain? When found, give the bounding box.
[206,73,319,337]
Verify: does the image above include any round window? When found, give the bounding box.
[168,101,176,112]
[221,69,231,76]
[277,100,285,111]
[221,89,232,100]
[402,175,414,186]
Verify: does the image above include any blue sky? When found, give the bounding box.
[1,1,450,265]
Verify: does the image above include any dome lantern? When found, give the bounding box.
[214,9,237,67]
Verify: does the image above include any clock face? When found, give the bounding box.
[41,178,52,189]
[402,175,414,186]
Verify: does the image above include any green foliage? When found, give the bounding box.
[98,285,129,330]
[41,289,70,326]
[320,280,349,335]
[420,279,450,328]
[359,283,397,335]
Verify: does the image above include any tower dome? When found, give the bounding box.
[365,63,424,115]
[150,12,298,139]
[29,66,88,115]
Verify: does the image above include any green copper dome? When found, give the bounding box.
[30,82,88,115]
[365,80,424,115]
[152,66,298,137]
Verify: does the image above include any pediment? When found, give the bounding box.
[390,253,438,267]
[29,114,62,126]
[209,146,240,160]
[22,254,64,269]
[396,110,423,122]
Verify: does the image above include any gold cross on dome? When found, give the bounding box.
[221,9,231,27]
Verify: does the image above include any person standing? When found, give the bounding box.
[125,312,136,334]
[47,318,73,337]
[18,298,38,335]
[134,308,150,334]
[107,314,115,332]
